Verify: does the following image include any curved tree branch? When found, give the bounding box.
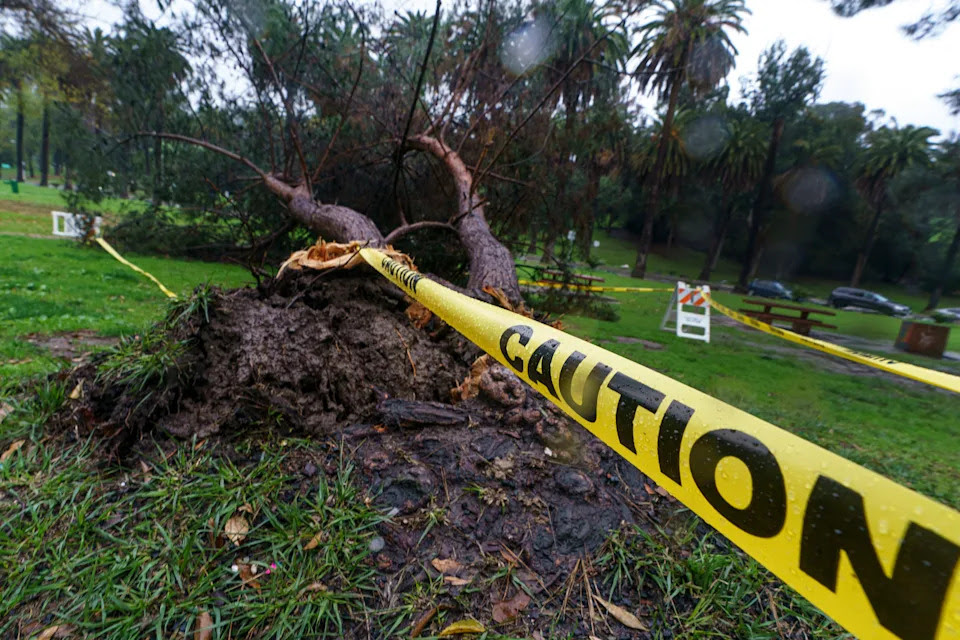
[385,220,456,244]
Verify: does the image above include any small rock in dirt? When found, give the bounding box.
[554,468,593,495]
[302,462,317,477]
[369,536,385,553]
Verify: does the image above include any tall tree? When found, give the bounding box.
[630,0,748,278]
[736,41,824,290]
[922,139,960,308]
[538,0,629,262]
[698,113,766,280]
[850,124,937,286]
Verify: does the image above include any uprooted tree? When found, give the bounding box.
[124,0,631,300]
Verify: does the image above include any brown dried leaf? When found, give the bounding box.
[438,619,486,636]
[491,590,531,623]
[68,381,83,400]
[0,402,12,423]
[592,594,648,631]
[405,301,433,329]
[1,439,25,463]
[237,503,255,515]
[193,610,213,640]
[303,531,326,550]
[482,285,514,312]
[431,557,462,574]
[236,562,261,590]
[500,547,520,566]
[224,515,249,546]
[298,582,328,597]
[451,354,492,402]
[443,576,470,586]
[36,625,74,639]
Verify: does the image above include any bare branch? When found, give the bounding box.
[385,220,456,244]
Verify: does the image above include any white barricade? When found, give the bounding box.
[660,281,711,343]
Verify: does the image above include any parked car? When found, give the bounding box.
[747,279,793,300]
[826,287,910,316]
[931,307,960,323]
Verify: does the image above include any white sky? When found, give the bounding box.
[79,0,960,136]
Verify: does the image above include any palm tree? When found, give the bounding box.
[698,115,766,280]
[923,139,960,309]
[630,0,748,278]
[539,0,629,262]
[850,124,937,286]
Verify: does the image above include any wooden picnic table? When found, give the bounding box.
[739,298,838,336]
[540,269,605,285]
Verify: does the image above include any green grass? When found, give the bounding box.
[557,275,960,508]
[0,180,133,212]
[0,419,392,637]
[0,235,253,379]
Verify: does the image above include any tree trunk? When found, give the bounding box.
[926,207,960,310]
[541,229,557,264]
[15,83,25,183]
[407,134,520,299]
[632,54,687,279]
[40,100,50,187]
[526,218,538,255]
[737,117,785,291]
[699,195,733,282]
[851,197,884,287]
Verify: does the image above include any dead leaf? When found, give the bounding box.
[223,515,249,546]
[68,381,83,400]
[237,503,255,514]
[303,531,327,550]
[298,582,327,597]
[500,547,520,566]
[193,610,213,640]
[431,557,462,574]
[405,301,433,329]
[36,625,73,639]
[491,590,531,623]
[236,561,261,590]
[1,439,25,463]
[438,619,486,636]
[450,354,492,401]
[655,486,669,497]
[592,594,648,631]
[482,285,514,311]
[443,575,470,586]
[139,460,151,474]
[0,402,13,423]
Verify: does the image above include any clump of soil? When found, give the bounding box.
[52,270,700,636]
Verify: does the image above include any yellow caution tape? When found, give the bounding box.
[360,247,960,640]
[518,278,673,293]
[94,237,178,299]
[705,293,960,395]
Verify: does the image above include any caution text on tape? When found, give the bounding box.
[360,247,960,640]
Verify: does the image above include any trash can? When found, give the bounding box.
[6,180,18,194]
[895,320,950,358]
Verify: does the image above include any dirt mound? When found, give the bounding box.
[52,271,699,636]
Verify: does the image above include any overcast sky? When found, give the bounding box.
[81,0,959,136]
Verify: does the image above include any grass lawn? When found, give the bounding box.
[1,187,956,637]
[0,235,254,379]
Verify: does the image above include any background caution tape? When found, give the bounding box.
[518,278,673,293]
[705,293,960,395]
[360,247,960,640]
[95,237,178,299]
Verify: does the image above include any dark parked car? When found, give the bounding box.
[931,307,960,323]
[747,279,793,300]
[827,287,910,316]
